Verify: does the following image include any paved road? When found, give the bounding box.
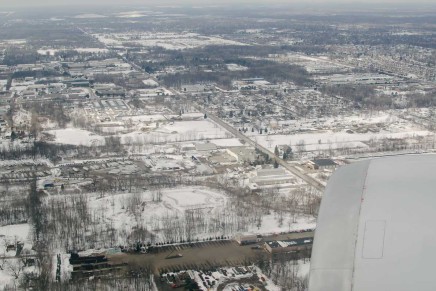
[192,103,325,191]
[76,25,324,191]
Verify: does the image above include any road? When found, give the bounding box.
[76,24,325,191]
[191,103,325,191]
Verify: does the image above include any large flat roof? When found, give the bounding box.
[309,154,436,291]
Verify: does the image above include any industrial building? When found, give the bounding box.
[249,168,296,188]
[306,158,338,170]
[264,237,313,254]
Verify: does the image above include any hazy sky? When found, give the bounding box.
[1,0,435,8]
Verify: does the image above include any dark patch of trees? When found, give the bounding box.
[27,177,45,241]
[162,60,311,89]
[12,70,63,79]
[2,47,40,66]
[407,90,436,108]
[320,84,381,107]
[0,141,75,162]
[24,101,71,128]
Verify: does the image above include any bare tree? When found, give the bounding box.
[6,258,26,280]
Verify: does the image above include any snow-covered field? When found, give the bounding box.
[0,224,33,289]
[208,138,244,147]
[252,130,432,152]
[41,185,315,248]
[247,112,433,152]
[37,48,108,55]
[46,117,231,146]
[80,186,229,243]
[94,32,246,50]
[46,128,105,146]
[98,186,314,240]
[0,224,31,255]
[88,187,226,217]
[121,119,232,144]
[226,63,248,71]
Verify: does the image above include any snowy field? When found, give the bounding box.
[46,128,105,146]
[88,187,226,218]
[42,185,315,247]
[94,32,246,50]
[226,63,249,71]
[0,224,31,255]
[64,187,224,212]
[254,130,432,152]
[0,224,33,289]
[121,119,232,144]
[208,138,244,147]
[46,115,231,146]
[247,112,433,151]
[82,186,229,242]
[37,48,108,56]
[120,112,204,123]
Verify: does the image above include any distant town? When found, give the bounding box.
[0,3,434,290]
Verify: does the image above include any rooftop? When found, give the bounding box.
[312,158,337,167]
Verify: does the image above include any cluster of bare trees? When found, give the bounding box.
[270,259,308,291]
[320,84,377,107]
[45,270,154,291]
[2,47,40,66]
[0,200,28,226]
[24,101,71,129]
[0,141,75,162]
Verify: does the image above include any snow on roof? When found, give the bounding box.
[309,154,436,291]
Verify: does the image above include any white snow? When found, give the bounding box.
[121,120,231,144]
[94,32,246,50]
[253,130,432,152]
[209,138,244,147]
[46,128,105,146]
[0,224,31,254]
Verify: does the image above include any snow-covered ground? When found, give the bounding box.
[46,128,105,146]
[0,224,31,255]
[82,186,229,243]
[209,138,244,147]
[162,265,302,291]
[248,215,315,236]
[226,63,248,71]
[46,117,231,146]
[121,119,232,144]
[252,130,432,152]
[94,32,246,50]
[37,48,108,55]
[42,185,316,248]
[0,224,33,289]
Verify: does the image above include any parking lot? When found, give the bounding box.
[109,240,262,274]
